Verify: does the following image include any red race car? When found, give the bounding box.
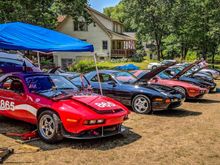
[0,72,129,143]
[131,66,208,99]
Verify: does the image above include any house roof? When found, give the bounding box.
[56,6,135,41]
[86,6,124,26]
[107,30,136,41]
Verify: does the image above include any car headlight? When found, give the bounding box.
[153,98,164,102]
[84,119,105,125]
[189,89,197,93]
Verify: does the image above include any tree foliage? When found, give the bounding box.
[106,0,220,62]
[103,0,133,32]
[0,0,88,28]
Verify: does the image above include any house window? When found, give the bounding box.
[61,58,73,70]
[102,41,108,50]
[74,21,88,31]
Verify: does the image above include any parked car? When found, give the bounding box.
[0,72,130,143]
[81,69,185,114]
[165,63,216,92]
[0,52,41,74]
[48,67,79,80]
[131,70,209,99]
[171,65,214,83]
[199,68,220,79]
[148,60,176,70]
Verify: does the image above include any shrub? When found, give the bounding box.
[185,51,197,62]
[68,60,113,73]
[131,53,144,62]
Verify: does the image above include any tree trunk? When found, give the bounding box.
[160,49,164,60]
[154,32,161,61]
[202,47,207,60]
[183,47,188,60]
[181,44,184,61]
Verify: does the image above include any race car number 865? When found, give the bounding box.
[0,100,15,111]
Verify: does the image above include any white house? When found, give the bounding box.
[54,6,136,69]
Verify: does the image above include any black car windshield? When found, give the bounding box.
[113,72,137,84]
[25,75,78,93]
[183,65,200,76]
[158,71,173,79]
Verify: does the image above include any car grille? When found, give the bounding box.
[94,109,124,114]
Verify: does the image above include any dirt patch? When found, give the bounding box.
[1,81,220,165]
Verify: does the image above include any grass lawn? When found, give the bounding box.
[97,58,151,70]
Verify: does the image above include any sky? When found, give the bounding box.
[89,0,121,12]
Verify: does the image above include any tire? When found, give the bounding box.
[132,95,152,114]
[174,86,186,96]
[152,66,157,70]
[38,110,63,144]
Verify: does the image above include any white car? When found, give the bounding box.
[148,60,176,70]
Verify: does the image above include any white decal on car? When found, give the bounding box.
[95,102,116,108]
[0,100,37,116]
[0,100,15,111]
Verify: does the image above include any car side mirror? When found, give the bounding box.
[108,81,117,87]
[152,77,158,82]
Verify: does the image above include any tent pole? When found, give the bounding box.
[93,53,103,95]
[37,51,41,69]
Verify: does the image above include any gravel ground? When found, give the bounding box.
[0,81,220,165]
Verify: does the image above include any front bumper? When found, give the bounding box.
[187,89,208,99]
[62,124,127,139]
[152,98,184,111]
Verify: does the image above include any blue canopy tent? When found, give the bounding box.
[0,22,94,52]
[0,22,103,95]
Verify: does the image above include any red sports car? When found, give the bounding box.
[131,66,208,99]
[0,72,129,143]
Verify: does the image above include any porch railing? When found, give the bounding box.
[111,49,136,58]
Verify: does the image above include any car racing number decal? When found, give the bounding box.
[95,102,116,108]
[0,100,15,111]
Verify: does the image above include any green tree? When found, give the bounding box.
[103,0,134,32]
[124,0,174,61]
[0,0,88,28]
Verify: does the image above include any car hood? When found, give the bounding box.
[147,84,184,97]
[135,63,176,82]
[149,62,160,65]
[71,95,125,112]
[172,60,202,79]
[40,90,125,113]
[179,76,214,88]
[137,82,184,99]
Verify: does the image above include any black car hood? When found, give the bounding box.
[136,82,185,98]
[135,63,176,82]
[172,60,202,79]
[179,76,215,88]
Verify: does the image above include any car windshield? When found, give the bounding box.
[113,72,137,84]
[158,71,173,79]
[183,65,200,76]
[25,75,78,93]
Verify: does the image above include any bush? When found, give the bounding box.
[68,60,113,73]
[131,54,144,62]
[185,51,197,62]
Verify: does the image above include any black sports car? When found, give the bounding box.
[166,62,217,92]
[72,68,185,114]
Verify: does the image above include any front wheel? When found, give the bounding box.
[132,95,152,114]
[174,86,186,96]
[38,110,63,144]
